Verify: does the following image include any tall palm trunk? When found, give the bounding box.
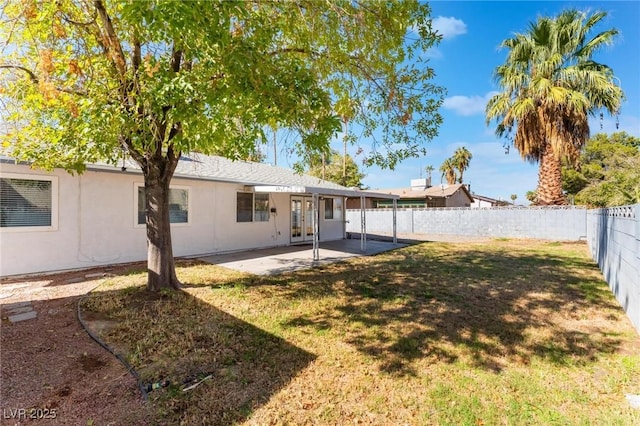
[144,158,182,291]
[536,142,566,205]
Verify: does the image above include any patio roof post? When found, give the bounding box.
[393,198,397,245]
[312,193,320,261]
[360,195,367,252]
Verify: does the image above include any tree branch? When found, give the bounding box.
[57,4,98,27]
[0,64,38,83]
[165,143,181,180]
[93,0,127,77]
[268,47,315,56]
[0,64,88,96]
[132,39,141,72]
[170,45,182,73]
[120,135,146,167]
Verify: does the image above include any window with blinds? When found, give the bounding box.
[0,177,53,228]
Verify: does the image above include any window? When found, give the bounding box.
[324,197,343,220]
[0,175,57,230]
[236,192,253,222]
[237,192,270,222]
[254,193,269,222]
[137,185,189,225]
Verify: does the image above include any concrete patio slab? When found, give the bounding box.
[197,239,407,275]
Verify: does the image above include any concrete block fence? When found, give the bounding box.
[586,204,640,332]
[346,206,588,241]
[346,204,640,333]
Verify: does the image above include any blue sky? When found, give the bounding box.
[274,1,640,204]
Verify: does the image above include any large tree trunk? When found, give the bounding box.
[535,142,567,205]
[144,161,182,291]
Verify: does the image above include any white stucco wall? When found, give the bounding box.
[0,163,345,276]
[471,198,493,208]
[319,197,346,242]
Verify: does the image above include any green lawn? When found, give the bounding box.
[81,240,640,425]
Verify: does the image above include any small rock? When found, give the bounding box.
[626,394,640,409]
[5,306,33,315]
[3,301,32,309]
[84,273,104,279]
[8,310,37,323]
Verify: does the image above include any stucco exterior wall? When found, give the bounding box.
[445,191,472,207]
[471,198,494,208]
[1,163,344,276]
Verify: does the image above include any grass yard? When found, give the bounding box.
[80,239,640,425]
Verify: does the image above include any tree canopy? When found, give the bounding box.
[562,132,640,206]
[306,151,366,189]
[486,9,623,205]
[0,0,444,290]
[1,0,444,171]
[452,146,472,184]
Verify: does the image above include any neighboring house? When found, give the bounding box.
[470,194,511,208]
[0,154,397,276]
[346,178,474,209]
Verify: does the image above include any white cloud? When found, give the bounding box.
[432,16,467,40]
[422,47,443,60]
[443,92,499,116]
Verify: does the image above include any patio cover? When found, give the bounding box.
[253,185,399,261]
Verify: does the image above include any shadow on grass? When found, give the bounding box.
[267,242,625,375]
[80,287,315,425]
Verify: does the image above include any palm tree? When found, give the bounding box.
[425,165,434,182]
[486,10,624,205]
[510,194,517,204]
[439,158,457,185]
[452,147,472,183]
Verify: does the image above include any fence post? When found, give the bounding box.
[636,204,640,289]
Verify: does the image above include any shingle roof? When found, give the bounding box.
[86,153,396,199]
[368,183,473,200]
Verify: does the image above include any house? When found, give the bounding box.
[0,154,398,276]
[470,194,511,208]
[346,178,474,209]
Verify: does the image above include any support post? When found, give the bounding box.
[312,193,320,261]
[393,198,397,245]
[360,195,367,252]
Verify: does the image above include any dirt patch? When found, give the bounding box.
[79,353,107,373]
[1,291,151,425]
[56,384,72,397]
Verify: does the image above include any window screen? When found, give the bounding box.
[236,192,253,222]
[254,193,269,222]
[138,186,189,225]
[324,197,342,220]
[0,178,52,227]
[324,198,334,219]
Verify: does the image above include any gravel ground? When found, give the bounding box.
[0,266,151,425]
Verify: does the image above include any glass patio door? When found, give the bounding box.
[291,196,314,243]
[291,197,303,243]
